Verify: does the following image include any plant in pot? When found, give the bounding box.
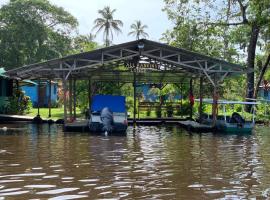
[155,106,162,118]
[166,103,173,117]
[146,108,151,117]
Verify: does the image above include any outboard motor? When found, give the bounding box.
[100,107,114,133]
[230,112,245,127]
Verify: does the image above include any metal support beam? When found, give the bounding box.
[37,79,40,116]
[48,79,52,118]
[62,68,67,124]
[133,71,137,127]
[73,78,77,120]
[212,74,218,126]
[180,82,183,118]
[189,78,193,119]
[69,78,73,120]
[88,79,92,118]
[199,77,203,122]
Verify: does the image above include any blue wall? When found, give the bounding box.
[21,85,38,105]
[21,82,58,107]
[138,84,181,102]
[259,88,270,101]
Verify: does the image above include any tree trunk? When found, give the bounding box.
[254,53,270,99]
[246,23,260,111]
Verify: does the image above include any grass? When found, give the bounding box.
[26,107,83,120]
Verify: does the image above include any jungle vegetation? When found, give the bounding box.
[0,0,269,117]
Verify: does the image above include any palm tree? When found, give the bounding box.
[92,6,123,47]
[128,20,149,40]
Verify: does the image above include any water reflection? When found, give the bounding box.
[0,124,269,199]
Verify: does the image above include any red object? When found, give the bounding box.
[189,94,194,106]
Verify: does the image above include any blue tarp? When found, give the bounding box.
[91,95,126,113]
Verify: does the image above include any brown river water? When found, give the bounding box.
[0,123,269,199]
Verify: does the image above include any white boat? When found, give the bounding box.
[197,99,259,133]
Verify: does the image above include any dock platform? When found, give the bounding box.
[0,114,34,122]
[64,119,214,133]
[178,120,213,132]
[0,114,214,133]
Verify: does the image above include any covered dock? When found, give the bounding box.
[5,39,249,130]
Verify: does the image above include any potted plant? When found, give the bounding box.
[166,103,173,117]
[155,106,162,118]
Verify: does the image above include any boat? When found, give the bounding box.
[197,99,259,133]
[88,95,128,134]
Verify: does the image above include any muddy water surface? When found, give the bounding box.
[0,123,269,199]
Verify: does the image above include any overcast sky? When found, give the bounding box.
[0,0,173,45]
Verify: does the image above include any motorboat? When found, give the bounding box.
[88,95,128,134]
[197,99,259,133]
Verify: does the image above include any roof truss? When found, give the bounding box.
[5,39,248,85]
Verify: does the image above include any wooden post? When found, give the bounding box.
[16,80,19,92]
[189,78,193,119]
[37,79,40,116]
[133,72,137,126]
[212,74,218,126]
[48,79,52,118]
[199,77,203,122]
[180,82,183,118]
[88,79,92,117]
[73,78,76,120]
[69,78,73,120]
[62,76,67,123]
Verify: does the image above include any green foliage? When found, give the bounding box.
[162,0,270,102]
[92,6,123,46]
[6,90,32,114]
[155,106,162,118]
[70,34,98,53]
[128,20,149,40]
[0,0,78,69]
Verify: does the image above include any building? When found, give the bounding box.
[258,80,270,101]
[21,81,58,108]
[0,68,13,113]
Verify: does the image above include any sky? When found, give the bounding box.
[0,0,173,45]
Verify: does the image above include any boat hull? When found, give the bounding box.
[202,119,254,134]
[89,122,127,134]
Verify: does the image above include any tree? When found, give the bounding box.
[92,6,123,47]
[71,33,98,53]
[163,0,270,108]
[128,20,149,40]
[0,0,78,70]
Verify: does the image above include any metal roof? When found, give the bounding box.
[5,39,248,85]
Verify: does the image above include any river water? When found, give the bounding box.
[0,123,269,199]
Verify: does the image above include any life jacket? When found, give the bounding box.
[189,94,194,106]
